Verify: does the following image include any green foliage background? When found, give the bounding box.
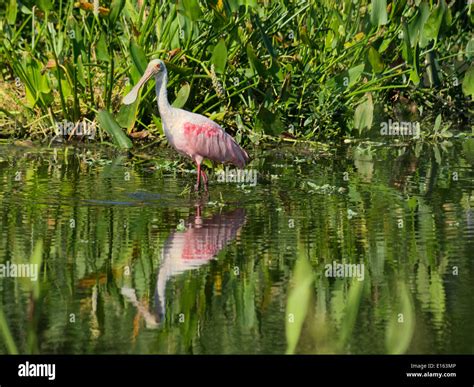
[0,0,473,144]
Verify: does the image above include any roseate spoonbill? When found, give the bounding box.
[154,207,246,322]
[123,59,249,191]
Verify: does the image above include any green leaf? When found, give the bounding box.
[422,0,446,43]
[172,83,191,108]
[97,110,133,149]
[354,95,374,132]
[462,66,474,98]
[347,64,365,87]
[130,40,148,77]
[96,33,110,63]
[368,46,384,73]
[211,39,228,74]
[285,256,314,354]
[116,99,139,132]
[370,0,388,27]
[467,38,474,60]
[36,0,52,12]
[6,0,17,25]
[176,0,203,21]
[408,1,430,48]
[401,20,413,64]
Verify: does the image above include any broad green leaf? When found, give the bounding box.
[422,0,446,43]
[172,83,191,108]
[96,33,110,62]
[410,67,420,85]
[130,40,148,77]
[36,0,52,12]
[370,0,388,27]
[467,38,474,59]
[211,39,228,74]
[97,110,133,149]
[6,0,17,25]
[116,99,139,132]
[177,0,202,21]
[123,0,139,24]
[75,55,86,88]
[347,64,365,87]
[462,66,474,98]
[354,95,374,132]
[408,1,430,47]
[368,46,384,73]
[285,255,314,354]
[401,20,413,64]
[109,0,125,25]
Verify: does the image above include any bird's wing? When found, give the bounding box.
[182,116,249,168]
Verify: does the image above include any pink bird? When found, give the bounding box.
[123,59,249,191]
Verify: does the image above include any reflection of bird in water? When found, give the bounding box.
[121,206,246,328]
[155,207,245,321]
[155,206,246,323]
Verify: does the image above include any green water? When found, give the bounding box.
[0,141,473,354]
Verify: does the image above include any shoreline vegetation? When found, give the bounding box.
[0,0,473,148]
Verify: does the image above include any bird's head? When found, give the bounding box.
[122,59,166,105]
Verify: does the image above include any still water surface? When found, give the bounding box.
[0,141,472,354]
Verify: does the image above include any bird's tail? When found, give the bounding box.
[229,137,250,168]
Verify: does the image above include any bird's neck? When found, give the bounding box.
[155,71,172,119]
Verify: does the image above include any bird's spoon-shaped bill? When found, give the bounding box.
[122,66,156,105]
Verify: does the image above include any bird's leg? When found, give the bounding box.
[195,163,201,191]
[200,169,208,192]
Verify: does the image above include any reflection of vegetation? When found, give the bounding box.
[0,142,472,354]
